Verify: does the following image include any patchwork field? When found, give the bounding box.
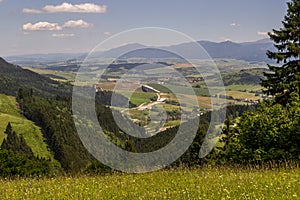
[22,62,265,132]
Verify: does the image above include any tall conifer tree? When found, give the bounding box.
[261,0,300,104]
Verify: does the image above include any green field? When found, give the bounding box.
[0,94,56,161]
[23,67,76,82]
[164,119,181,127]
[0,167,299,199]
[225,84,263,91]
[129,91,157,106]
[225,90,259,100]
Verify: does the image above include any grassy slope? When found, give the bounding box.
[0,167,299,199]
[129,91,157,106]
[109,90,157,107]
[0,94,56,161]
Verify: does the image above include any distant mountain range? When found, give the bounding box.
[5,38,275,65]
[97,38,274,62]
[197,39,274,62]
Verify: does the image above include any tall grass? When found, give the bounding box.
[0,165,299,199]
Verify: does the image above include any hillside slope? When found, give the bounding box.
[0,57,71,97]
[0,94,57,162]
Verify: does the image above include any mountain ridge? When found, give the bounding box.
[4,38,275,64]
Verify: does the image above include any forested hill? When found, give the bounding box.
[0,57,71,97]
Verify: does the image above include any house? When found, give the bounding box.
[93,84,103,92]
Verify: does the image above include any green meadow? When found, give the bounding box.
[0,166,299,199]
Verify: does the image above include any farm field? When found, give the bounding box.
[225,84,263,91]
[22,67,76,82]
[225,90,259,100]
[129,91,157,106]
[0,167,299,199]
[21,63,264,131]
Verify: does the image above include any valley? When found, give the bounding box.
[1,1,299,199]
[21,58,265,130]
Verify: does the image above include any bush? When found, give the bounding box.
[220,93,300,164]
[0,150,51,177]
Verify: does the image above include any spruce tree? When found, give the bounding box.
[261,0,300,105]
[1,123,35,159]
[4,122,12,136]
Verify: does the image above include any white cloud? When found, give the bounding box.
[103,31,111,36]
[22,20,93,31]
[23,2,107,14]
[22,22,62,31]
[219,37,232,42]
[52,33,75,38]
[230,22,240,27]
[257,31,268,36]
[0,0,4,3]
[63,20,93,28]
[23,8,43,14]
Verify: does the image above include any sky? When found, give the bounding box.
[0,0,289,56]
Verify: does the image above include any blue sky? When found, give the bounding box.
[0,0,288,56]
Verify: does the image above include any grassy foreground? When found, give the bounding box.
[0,167,299,199]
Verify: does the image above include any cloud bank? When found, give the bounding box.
[23,2,107,14]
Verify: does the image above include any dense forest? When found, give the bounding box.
[6,81,298,176]
[1,87,258,175]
